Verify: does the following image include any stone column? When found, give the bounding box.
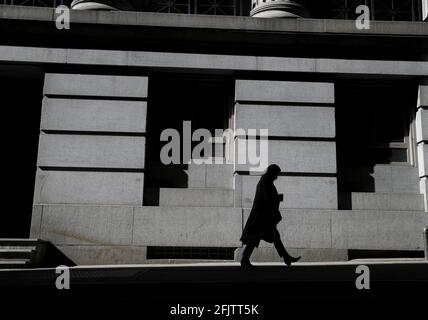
[233,80,337,210]
[71,0,134,10]
[423,0,428,21]
[250,0,309,18]
[416,83,428,211]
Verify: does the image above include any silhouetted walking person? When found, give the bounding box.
[240,164,301,268]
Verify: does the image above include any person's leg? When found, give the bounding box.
[241,239,258,267]
[273,230,301,266]
[272,230,291,259]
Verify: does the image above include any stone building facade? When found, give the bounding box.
[0,1,427,264]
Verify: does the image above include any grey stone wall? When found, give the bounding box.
[233,80,337,209]
[31,73,149,264]
[30,204,428,265]
[33,73,148,205]
[25,70,426,265]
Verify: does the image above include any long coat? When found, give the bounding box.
[240,174,282,246]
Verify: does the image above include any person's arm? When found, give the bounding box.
[261,179,282,223]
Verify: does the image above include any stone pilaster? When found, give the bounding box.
[33,73,148,206]
[233,79,337,210]
[416,83,428,211]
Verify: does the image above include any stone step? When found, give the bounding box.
[339,165,420,194]
[0,245,37,250]
[145,188,234,207]
[146,162,233,189]
[0,248,35,259]
[0,259,30,269]
[351,192,425,211]
[0,239,42,269]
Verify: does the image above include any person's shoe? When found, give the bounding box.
[283,256,301,267]
[240,259,254,269]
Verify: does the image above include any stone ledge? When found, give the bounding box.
[0,5,427,36]
[0,46,426,76]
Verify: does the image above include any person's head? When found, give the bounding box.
[265,164,281,181]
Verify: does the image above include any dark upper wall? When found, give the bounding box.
[1,0,424,21]
[299,0,423,21]
[0,5,427,62]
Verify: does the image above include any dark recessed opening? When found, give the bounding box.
[0,67,43,238]
[348,249,424,260]
[147,246,237,260]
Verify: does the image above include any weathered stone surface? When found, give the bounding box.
[351,192,425,211]
[0,46,426,76]
[317,59,428,76]
[57,245,147,265]
[256,56,316,73]
[2,6,427,36]
[0,5,53,21]
[239,175,337,209]
[133,206,242,247]
[0,46,66,63]
[417,143,428,178]
[30,205,43,239]
[187,164,206,188]
[37,133,145,169]
[339,165,420,194]
[41,98,147,133]
[235,247,347,262]
[44,74,148,97]
[145,163,205,188]
[34,170,144,205]
[69,8,138,26]
[324,18,428,36]
[235,80,334,104]
[67,48,132,66]
[206,164,233,188]
[234,139,336,173]
[332,210,428,250]
[146,163,233,189]
[235,103,335,138]
[371,165,390,193]
[145,188,233,207]
[128,51,257,71]
[40,205,134,245]
[418,85,428,108]
[243,209,332,248]
[377,165,420,194]
[416,108,424,143]
[390,166,421,194]
[419,177,428,211]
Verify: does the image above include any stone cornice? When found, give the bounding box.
[0,5,427,36]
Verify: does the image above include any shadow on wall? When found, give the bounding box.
[335,82,417,210]
[39,242,76,268]
[143,163,190,205]
[0,72,43,238]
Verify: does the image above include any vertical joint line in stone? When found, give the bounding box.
[131,207,136,246]
[241,208,244,248]
[205,165,208,188]
[39,205,44,239]
[329,211,333,249]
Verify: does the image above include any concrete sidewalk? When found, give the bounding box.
[0,260,426,317]
[0,259,426,284]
